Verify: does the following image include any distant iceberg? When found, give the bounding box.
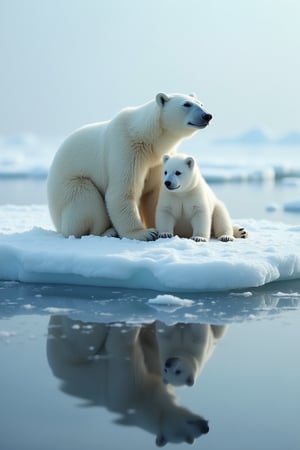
[214,128,300,146]
[277,131,300,146]
[214,128,271,146]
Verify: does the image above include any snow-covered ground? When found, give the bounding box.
[0,205,300,292]
[0,131,299,292]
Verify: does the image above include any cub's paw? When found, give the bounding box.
[158,232,174,239]
[124,228,159,241]
[191,236,208,243]
[233,225,248,239]
[218,235,234,242]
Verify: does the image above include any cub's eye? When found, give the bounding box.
[175,369,182,375]
[183,102,192,107]
[175,171,181,176]
[164,171,167,175]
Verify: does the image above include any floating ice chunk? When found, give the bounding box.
[265,203,280,212]
[148,295,194,306]
[230,291,253,297]
[283,200,300,212]
[22,304,35,309]
[43,307,74,314]
[272,292,300,297]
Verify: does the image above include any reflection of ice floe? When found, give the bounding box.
[1,281,300,325]
[0,330,17,340]
[272,291,300,298]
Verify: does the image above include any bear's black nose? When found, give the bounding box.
[202,113,212,122]
[165,181,171,188]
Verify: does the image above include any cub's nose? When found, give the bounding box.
[202,113,212,122]
[165,181,171,188]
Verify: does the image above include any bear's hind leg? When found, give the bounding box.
[212,202,234,242]
[60,178,113,238]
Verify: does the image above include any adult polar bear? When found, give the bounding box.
[47,93,212,240]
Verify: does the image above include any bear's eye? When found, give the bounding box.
[175,369,182,375]
[175,171,181,176]
[164,171,167,175]
[183,102,192,108]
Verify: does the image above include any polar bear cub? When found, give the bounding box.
[155,321,227,387]
[156,153,248,242]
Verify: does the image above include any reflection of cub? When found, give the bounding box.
[154,322,226,387]
[47,316,209,447]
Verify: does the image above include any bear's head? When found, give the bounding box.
[156,93,212,139]
[162,355,197,387]
[162,154,198,193]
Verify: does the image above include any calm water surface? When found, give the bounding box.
[1,282,300,450]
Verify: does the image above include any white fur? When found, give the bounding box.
[156,153,248,242]
[47,317,209,446]
[47,93,212,241]
[154,321,227,387]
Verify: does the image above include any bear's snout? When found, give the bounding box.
[165,357,180,369]
[202,421,209,434]
[164,177,180,191]
[202,113,212,123]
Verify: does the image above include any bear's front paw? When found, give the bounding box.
[233,224,249,239]
[237,227,248,239]
[218,235,234,242]
[191,236,208,242]
[158,232,174,239]
[101,227,119,238]
[124,228,159,241]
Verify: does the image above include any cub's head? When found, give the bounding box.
[163,355,197,387]
[156,92,212,138]
[162,154,198,193]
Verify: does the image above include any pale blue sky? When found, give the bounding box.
[0,0,299,139]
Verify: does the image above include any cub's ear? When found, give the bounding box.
[162,154,170,163]
[189,92,197,98]
[185,156,195,169]
[156,93,169,107]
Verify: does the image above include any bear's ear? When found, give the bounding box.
[156,93,169,107]
[189,92,197,98]
[185,156,195,169]
[162,154,170,163]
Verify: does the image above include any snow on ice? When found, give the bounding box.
[0,205,300,292]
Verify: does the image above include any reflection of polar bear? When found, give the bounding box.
[156,153,248,242]
[47,93,212,240]
[154,321,227,387]
[47,316,209,446]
